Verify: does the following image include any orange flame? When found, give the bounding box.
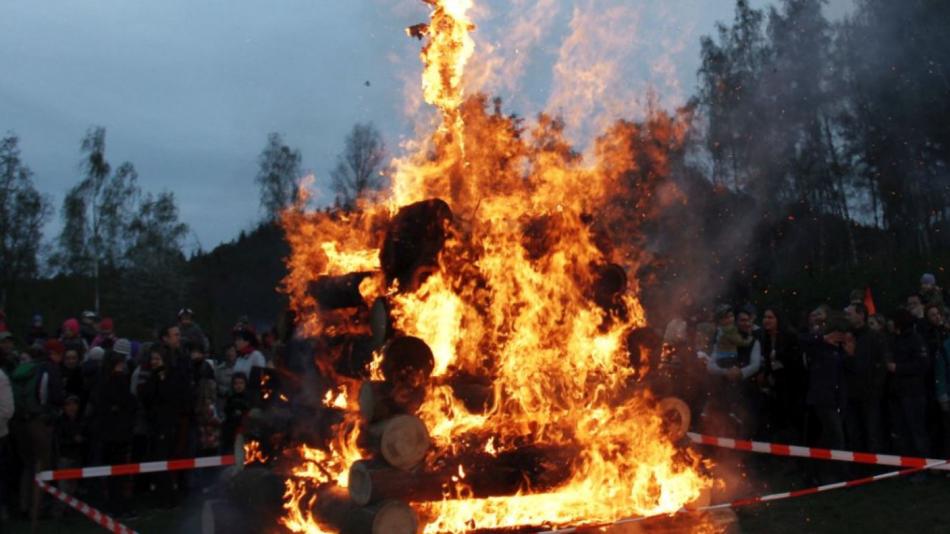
[280,0,710,531]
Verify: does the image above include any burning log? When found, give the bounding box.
[359,380,427,423]
[348,459,446,505]
[308,272,373,310]
[365,414,431,470]
[432,373,495,413]
[379,198,453,290]
[335,335,377,379]
[348,439,575,507]
[345,500,419,534]
[370,297,392,349]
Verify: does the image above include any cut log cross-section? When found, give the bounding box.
[368,414,431,470]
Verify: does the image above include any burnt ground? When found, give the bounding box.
[6,457,950,533]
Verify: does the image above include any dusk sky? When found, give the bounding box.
[0,0,852,251]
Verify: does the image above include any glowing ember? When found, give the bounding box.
[244,439,269,465]
[280,0,712,531]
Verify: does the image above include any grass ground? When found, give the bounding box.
[6,458,949,533]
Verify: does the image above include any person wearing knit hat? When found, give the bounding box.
[45,339,66,366]
[113,338,132,360]
[61,318,88,356]
[920,273,945,308]
[92,317,117,349]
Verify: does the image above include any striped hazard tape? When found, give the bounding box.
[686,432,950,471]
[35,478,139,534]
[36,454,236,481]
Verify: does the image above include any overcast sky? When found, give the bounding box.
[0,0,852,251]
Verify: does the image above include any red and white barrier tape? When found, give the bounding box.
[538,458,950,534]
[35,478,139,534]
[36,454,235,481]
[686,432,950,471]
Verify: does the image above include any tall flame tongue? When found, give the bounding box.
[281,0,712,532]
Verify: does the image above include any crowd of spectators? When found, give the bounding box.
[1,273,949,522]
[649,273,950,483]
[0,308,272,521]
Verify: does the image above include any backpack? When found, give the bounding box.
[11,361,43,419]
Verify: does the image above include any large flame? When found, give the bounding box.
[280,0,710,532]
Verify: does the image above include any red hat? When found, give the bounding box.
[99,317,114,332]
[63,318,80,335]
[45,339,66,355]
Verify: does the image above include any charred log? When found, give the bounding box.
[380,198,453,290]
[344,500,419,534]
[309,272,373,310]
[335,335,377,379]
[381,336,435,385]
[359,380,427,423]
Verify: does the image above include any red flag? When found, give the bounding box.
[863,287,877,316]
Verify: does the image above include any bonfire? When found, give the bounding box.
[275,1,714,532]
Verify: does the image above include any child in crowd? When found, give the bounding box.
[221,373,249,455]
[711,305,753,369]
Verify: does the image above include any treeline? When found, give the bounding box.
[2,0,948,337]
[640,0,950,322]
[0,122,387,346]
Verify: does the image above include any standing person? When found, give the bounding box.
[60,348,85,408]
[937,336,950,458]
[140,348,186,508]
[801,314,850,483]
[90,353,136,517]
[10,347,63,517]
[706,307,761,437]
[0,366,14,523]
[221,373,250,455]
[887,309,931,461]
[919,273,945,308]
[0,332,17,375]
[53,396,85,518]
[843,303,889,454]
[759,307,805,443]
[233,329,266,388]
[60,318,87,355]
[215,346,238,402]
[79,311,99,346]
[178,309,210,354]
[25,315,48,348]
[91,318,117,349]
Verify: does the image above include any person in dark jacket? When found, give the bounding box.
[802,313,851,483]
[802,314,849,450]
[140,347,187,507]
[759,307,805,443]
[843,303,888,453]
[53,395,85,518]
[90,352,136,516]
[886,309,931,459]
